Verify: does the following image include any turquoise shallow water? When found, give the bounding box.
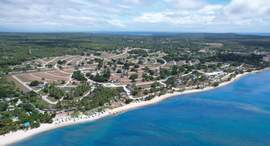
[13,70,270,146]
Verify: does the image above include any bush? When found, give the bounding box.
[98,108,104,112]
[30,80,40,86]
[125,99,133,104]
[213,82,219,87]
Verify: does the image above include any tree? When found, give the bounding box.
[30,80,39,86]
[213,82,219,87]
[47,64,53,68]
[134,64,139,68]
[117,69,122,73]
[61,80,65,84]
[125,99,133,104]
[143,90,149,95]
[129,74,138,80]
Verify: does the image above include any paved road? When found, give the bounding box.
[43,57,59,67]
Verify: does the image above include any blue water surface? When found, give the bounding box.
[13,70,270,146]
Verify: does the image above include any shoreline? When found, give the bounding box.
[1,69,268,146]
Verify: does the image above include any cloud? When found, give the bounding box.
[108,19,125,27]
[217,0,270,21]
[134,4,222,24]
[120,0,156,6]
[169,0,208,10]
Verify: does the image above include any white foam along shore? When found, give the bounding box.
[0,69,269,146]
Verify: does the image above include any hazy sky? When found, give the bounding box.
[0,0,270,32]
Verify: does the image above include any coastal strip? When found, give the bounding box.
[0,69,268,146]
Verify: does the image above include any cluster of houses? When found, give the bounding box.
[103,96,126,107]
[263,56,270,62]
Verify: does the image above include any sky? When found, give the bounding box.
[0,0,270,32]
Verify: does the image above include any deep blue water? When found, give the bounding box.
[13,70,270,146]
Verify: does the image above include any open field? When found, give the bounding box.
[6,75,29,92]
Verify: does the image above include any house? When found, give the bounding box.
[63,108,76,112]
[109,79,114,83]
[139,58,145,61]
[154,73,160,76]
[190,75,197,79]
[62,89,69,93]
[36,84,45,88]
[263,56,270,62]
[104,103,109,107]
[10,116,18,125]
[120,75,124,78]
[42,109,57,111]
[235,67,242,71]
[176,79,182,83]
[7,105,15,111]
[96,83,103,87]
[119,92,126,96]
[126,84,132,89]
[115,80,120,83]
[87,82,91,86]
[4,98,10,102]
[23,91,30,96]
[23,122,30,127]
[150,61,155,64]
[122,69,127,75]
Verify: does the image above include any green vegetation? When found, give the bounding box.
[29,80,40,86]
[72,70,87,81]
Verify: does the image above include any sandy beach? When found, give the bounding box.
[0,69,268,146]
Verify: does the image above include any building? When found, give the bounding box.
[23,122,30,127]
[4,98,10,102]
[154,73,160,76]
[190,75,197,79]
[119,92,126,96]
[263,56,270,62]
[23,91,30,95]
[62,89,69,93]
[122,69,127,75]
[126,84,132,89]
[36,84,45,88]
[176,79,182,83]
[10,116,18,125]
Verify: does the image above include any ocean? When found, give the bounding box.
[12,70,270,146]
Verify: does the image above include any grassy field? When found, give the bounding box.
[6,75,29,92]
[46,96,59,102]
